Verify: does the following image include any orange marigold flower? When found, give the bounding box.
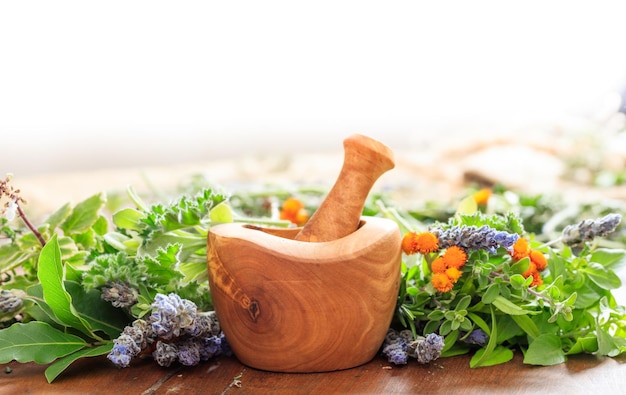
[529,250,547,271]
[443,246,468,269]
[431,256,447,274]
[445,267,463,282]
[431,273,454,292]
[401,231,439,255]
[279,197,309,226]
[522,261,537,279]
[511,238,530,261]
[522,261,543,286]
[473,188,492,206]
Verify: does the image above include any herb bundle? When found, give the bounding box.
[1,174,625,381]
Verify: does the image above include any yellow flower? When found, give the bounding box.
[443,246,468,269]
[401,232,439,255]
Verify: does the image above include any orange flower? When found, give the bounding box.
[473,188,492,206]
[511,238,530,261]
[431,273,454,292]
[522,261,544,287]
[401,232,439,255]
[431,257,447,274]
[445,267,463,282]
[442,246,468,269]
[279,198,309,226]
[529,250,547,271]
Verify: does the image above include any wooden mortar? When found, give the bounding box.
[207,134,401,372]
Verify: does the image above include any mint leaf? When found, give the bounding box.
[524,334,566,365]
[0,322,86,364]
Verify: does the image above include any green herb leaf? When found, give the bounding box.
[44,342,113,383]
[582,262,622,289]
[470,345,514,367]
[37,234,95,338]
[492,296,538,316]
[0,322,86,364]
[60,193,106,234]
[524,334,566,365]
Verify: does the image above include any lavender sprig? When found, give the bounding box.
[561,213,622,247]
[430,225,519,254]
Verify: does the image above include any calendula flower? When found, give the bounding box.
[445,267,463,282]
[473,188,492,206]
[401,231,439,255]
[529,249,547,271]
[522,262,543,287]
[510,238,530,261]
[431,273,454,292]
[442,246,468,269]
[279,197,309,226]
[431,257,447,274]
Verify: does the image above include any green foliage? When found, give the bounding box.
[390,192,626,368]
[1,177,626,381]
[0,322,87,364]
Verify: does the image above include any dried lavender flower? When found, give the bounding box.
[177,338,201,366]
[150,293,197,340]
[407,333,444,364]
[462,329,489,347]
[431,225,519,254]
[108,334,141,368]
[101,280,139,308]
[0,290,23,313]
[561,213,622,246]
[153,341,178,367]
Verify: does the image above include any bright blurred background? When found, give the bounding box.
[2,0,626,176]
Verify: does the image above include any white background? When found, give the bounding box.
[2,1,626,175]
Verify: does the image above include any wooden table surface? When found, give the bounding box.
[2,351,625,395]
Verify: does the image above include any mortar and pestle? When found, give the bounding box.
[207,134,401,372]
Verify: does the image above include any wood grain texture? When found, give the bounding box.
[207,217,401,372]
[295,134,395,242]
[3,352,625,394]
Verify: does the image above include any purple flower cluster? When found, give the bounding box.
[107,293,229,368]
[382,329,444,365]
[561,213,622,247]
[431,225,519,254]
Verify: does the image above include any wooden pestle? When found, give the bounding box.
[294,134,395,242]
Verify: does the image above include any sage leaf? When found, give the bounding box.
[0,322,86,364]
